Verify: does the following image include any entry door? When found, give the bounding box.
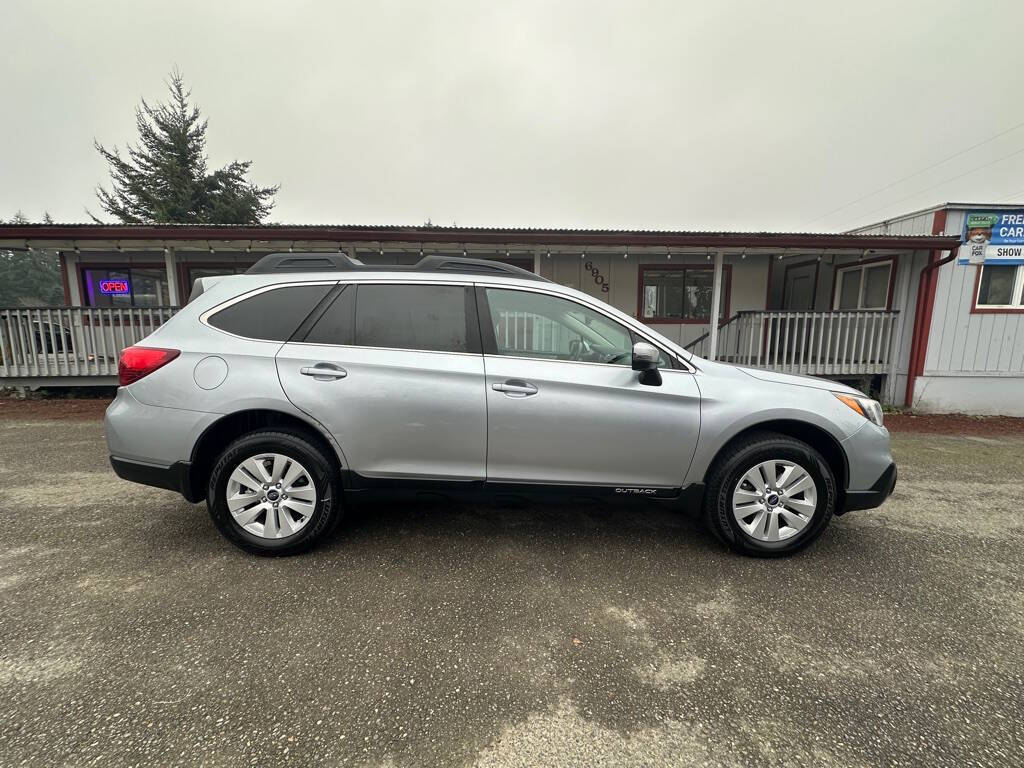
[277,283,487,481]
[783,262,817,310]
[480,286,701,489]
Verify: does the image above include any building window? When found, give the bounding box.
[976,264,1024,308]
[182,265,254,303]
[833,260,892,310]
[82,267,171,307]
[640,266,729,322]
[188,265,248,282]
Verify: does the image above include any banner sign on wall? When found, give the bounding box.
[959,211,1024,265]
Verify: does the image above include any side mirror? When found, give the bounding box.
[631,342,662,386]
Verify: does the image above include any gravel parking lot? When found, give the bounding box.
[1,412,1022,767]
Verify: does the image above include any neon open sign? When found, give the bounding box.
[99,279,130,295]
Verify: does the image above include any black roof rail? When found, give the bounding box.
[413,255,545,281]
[246,252,548,282]
[246,253,365,274]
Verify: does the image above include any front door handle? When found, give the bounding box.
[300,363,348,381]
[492,379,538,397]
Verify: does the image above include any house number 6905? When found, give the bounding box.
[584,261,610,293]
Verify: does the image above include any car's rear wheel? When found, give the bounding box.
[703,432,836,557]
[207,429,340,555]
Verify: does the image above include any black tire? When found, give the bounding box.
[703,431,836,557]
[206,429,341,556]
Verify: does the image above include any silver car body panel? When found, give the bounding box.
[277,342,487,481]
[105,267,893,501]
[483,356,699,487]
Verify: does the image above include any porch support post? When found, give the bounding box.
[708,250,724,360]
[164,247,179,306]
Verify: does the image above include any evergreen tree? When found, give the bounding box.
[93,69,278,224]
[0,211,64,306]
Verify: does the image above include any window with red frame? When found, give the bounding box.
[641,267,728,322]
[82,267,170,307]
[976,264,1024,308]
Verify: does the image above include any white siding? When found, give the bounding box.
[855,205,1024,413]
[541,252,769,348]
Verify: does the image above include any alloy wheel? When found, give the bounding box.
[225,453,318,539]
[731,459,817,542]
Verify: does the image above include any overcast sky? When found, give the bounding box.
[3,0,1024,232]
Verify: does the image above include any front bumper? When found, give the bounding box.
[842,462,897,513]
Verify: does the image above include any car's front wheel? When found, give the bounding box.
[703,432,836,557]
[207,429,341,556]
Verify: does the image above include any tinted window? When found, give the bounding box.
[304,285,355,345]
[356,284,469,352]
[209,284,332,341]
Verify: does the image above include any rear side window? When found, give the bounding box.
[355,284,471,352]
[208,284,332,341]
[304,285,355,345]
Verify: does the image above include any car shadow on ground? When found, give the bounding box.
[143,490,877,567]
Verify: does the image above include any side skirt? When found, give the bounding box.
[344,472,705,509]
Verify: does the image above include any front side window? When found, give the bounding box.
[82,266,171,307]
[485,288,636,365]
[355,284,471,352]
[208,284,333,341]
[976,265,1024,307]
[834,261,892,310]
[641,267,728,321]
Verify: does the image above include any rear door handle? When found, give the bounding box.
[492,379,538,397]
[300,363,348,381]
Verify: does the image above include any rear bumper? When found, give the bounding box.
[110,456,198,502]
[842,462,897,513]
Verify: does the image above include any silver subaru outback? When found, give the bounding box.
[105,253,896,557]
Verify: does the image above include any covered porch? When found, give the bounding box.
[0,224,959,400]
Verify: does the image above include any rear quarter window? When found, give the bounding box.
[207,284,333,341]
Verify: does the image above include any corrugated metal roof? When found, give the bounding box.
[0,222,961,251]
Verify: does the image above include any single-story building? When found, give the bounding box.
[0,220,988,411]
[850,202,1024,415]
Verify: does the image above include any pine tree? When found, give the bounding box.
[93,69,278,224]
[0,212,64,306]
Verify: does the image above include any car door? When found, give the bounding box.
[277,281,487,482]
[479,285,701,490]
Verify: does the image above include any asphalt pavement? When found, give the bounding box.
[0,418,1021,767]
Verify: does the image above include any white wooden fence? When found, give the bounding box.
[686,310,900,376]
[0,307,177,379]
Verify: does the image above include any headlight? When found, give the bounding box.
[833,392,884,427]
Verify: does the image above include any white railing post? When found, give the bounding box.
[707,251,723,361]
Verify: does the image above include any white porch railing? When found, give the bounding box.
[0,306,900,383]
[0,306,178,379]
[685,310,900,377]
[494,311,564,355]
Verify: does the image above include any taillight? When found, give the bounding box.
[118,346,180,386]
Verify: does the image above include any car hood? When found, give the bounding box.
[732,365,864,395]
